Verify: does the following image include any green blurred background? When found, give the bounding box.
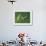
[15,12,30,23]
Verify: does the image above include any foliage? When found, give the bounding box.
[15,12,30,23]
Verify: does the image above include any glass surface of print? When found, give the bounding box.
[15,12,30,23]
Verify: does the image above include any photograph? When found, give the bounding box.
[15,10,32,25]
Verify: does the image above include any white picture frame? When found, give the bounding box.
[13,10,33,26]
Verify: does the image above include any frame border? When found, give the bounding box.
[13,10,33,26]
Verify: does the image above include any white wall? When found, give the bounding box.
[0,0,46,41]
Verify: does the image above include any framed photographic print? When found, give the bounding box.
[14,10,32,25]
